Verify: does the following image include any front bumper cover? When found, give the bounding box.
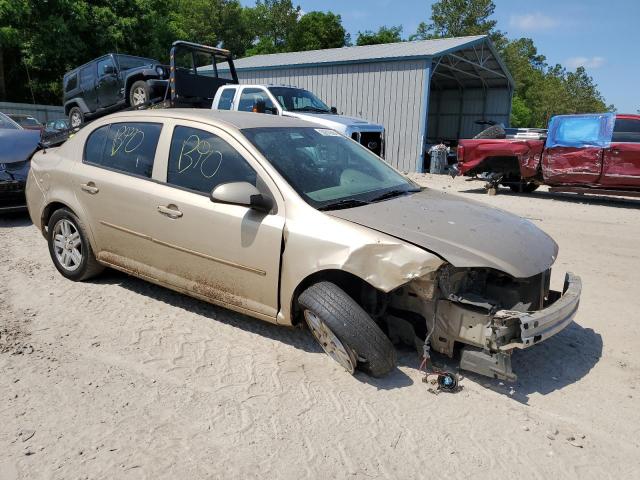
[459,273,581,381]
[497,272,581,350]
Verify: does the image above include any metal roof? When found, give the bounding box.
[231,35,514,89]
[233,35,484,68]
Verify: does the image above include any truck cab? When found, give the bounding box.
[212,84,385,157]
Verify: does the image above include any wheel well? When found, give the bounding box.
[291,269,388,326]
[471,156,521,177]
[64,103,78,116]
[41,202,72,235]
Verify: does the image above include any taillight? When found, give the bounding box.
[457,145,464,162]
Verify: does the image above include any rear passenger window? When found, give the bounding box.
[65,73,78,92]
[83,122,162,178]
[167,126,256,194]
[217,89,236,110]
[613,119,640,143]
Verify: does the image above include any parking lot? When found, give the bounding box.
[1,174,639,479]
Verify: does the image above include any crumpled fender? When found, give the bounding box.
[277,212,444,325]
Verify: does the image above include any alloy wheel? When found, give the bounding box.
[52,219,83,272]
[304,310,357,373]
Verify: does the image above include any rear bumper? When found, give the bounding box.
[0,181,27,213]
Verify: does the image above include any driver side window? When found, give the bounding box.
[237,88,275,112]
[97,57,116,77]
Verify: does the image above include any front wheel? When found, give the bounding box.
[129,80,150,107]
[505,181,539,193]
[47,208,104,281]
[298,282,397,377]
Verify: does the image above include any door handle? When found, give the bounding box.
[611,149,621,155]
[157,204,183,219]
[80,182,99,194]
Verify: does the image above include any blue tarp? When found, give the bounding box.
[545,113,615,149]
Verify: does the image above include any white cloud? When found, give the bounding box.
[509,12,559,31]
[566,56,606,69]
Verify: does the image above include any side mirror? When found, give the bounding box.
[253,100,266,114]
[330,106,338,114]
[103,64,116,75]
[210,182,274,213]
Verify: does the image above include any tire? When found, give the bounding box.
[298,282,397,377]
[47,208,104,281]
[473,124,506,139]
[68,107,84,128]
[129,80,150,107]
[505,181,539,193]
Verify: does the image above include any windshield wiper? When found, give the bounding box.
[370,189,419,203]
[294,106,331,113]
[319,199,370,211]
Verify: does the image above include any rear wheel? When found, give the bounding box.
[47,208,103,281]
[69,107,83,128]
[298,282,397,377]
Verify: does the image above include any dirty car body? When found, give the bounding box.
[26,110,580,380]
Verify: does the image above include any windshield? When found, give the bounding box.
[116,55,156,71]
[243,127,418,209]
[0,113,21,130]
[268,87,331,113]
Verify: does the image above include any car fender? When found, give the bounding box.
[64,97,90,115]
[277,208,444,325]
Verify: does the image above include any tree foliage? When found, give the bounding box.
[412,0,612,126]
[356,26,402,46]
[0,0,613,122]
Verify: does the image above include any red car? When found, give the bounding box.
[455,113,640,195]
[7,114,44,134]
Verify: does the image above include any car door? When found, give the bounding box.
[96,56,122,108]
[73,119,169,267]
[141,120,285,320]
[601,117,640,188]
[542,114,611,186]
[79,64,98,112]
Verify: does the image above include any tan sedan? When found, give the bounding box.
[26,110,581,380]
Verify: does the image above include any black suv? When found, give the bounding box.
[63,54,169,127]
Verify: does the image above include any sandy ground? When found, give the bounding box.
[1,174,639,479]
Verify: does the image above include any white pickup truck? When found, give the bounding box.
[212,84,385,157]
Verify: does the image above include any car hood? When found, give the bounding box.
[326,189,558,279]
[282,112,384,131]
[0,129,41,164]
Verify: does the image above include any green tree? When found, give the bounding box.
[287,11,348,51]
[168,0,254,57]
[245,0,300,55]
[410,0,504,46]
[356,26,402,46]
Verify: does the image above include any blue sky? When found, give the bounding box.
[240,0,638,113]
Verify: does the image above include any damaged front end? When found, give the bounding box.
[385,264,581,381]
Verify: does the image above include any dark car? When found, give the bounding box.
[0,112,41,213]
[63,54,169,128]
[8,114,44,133]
